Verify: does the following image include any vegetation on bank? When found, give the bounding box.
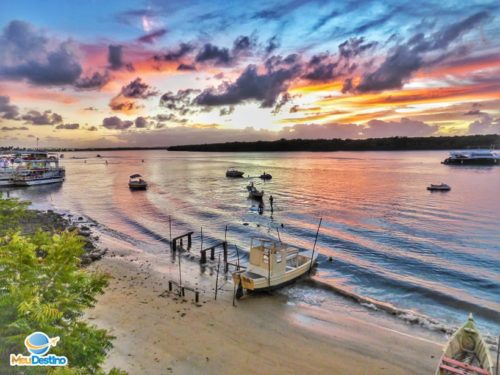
[167,134,500,152]
[0,194,125,375]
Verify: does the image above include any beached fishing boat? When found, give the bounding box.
[435,313,494,375]
[232,238,316,298]
[10,151,65,186]
[226,168,244,178]
[427,183,451,191]
[129,174,148,190]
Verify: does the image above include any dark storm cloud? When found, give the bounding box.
[177,63,196,71]
[22,110,63,125]
[194,59,301,107]
[134,116,148,128]
[303,54,338,81]
[265,36,280,54]
[108,45,133,71]
[338,37,377,59]
[74,71,110,90]
[195,43,232,65]
[233,36,254,52]
[154,42,195,61]
[137,28,167,44]
[0,96,19,120]
[55,123,79,130]
[160,89,200,115]
[0,20,82,86]
[357,11,491,92]
[120,78,158,99]
[102,116,133,130]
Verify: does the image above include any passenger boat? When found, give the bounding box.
[129,174,148,190]
[0,153,21,186]
[427,183,451,191]
[435,313,493,375]
[10,151,65,186]
[260,172,272,180]
[442,150,499,165]
[226,168,244,178]
[232,238,316,298]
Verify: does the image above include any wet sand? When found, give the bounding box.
[85,237,446,375]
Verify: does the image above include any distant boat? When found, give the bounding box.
[427,183,451,191]
[435,313,493,375]
[129,174,148,190]
[259,172,272,180]
[442,149,499,165]
[226,168,244,178]
[232,238,316,298]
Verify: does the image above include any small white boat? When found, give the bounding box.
[232,238,316,298]
[129,174,148,190]
[226,168,244,178]
[427,183,451,191]
[435,313,493,375]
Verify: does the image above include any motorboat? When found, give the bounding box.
[435,313,493,375]
[259,172,272,180]
[226,168,244,178]
[427,183,451,191]
[129,174,148,190]
[10,151,65,186]
[442,149,499,165]
[232,238,316,298]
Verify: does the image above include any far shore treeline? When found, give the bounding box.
[1,134,498,153]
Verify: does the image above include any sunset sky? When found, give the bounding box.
[0,0,499,148]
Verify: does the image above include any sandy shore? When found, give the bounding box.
[84,233,448,375]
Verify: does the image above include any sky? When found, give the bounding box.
[0,0,499,148]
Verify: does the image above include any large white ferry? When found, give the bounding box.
[8,151,65,186]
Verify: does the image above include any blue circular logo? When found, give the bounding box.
[25,332,51,356]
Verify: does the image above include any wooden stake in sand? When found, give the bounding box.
[496,335,499,375]
[214,253,221,300]
[308,217,323,274]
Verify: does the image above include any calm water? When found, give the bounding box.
[5,150,500,336]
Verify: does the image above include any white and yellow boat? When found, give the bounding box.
[232,238,315,298]
[435,313,494,375]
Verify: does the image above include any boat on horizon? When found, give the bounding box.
[232,238,316,298]
[435,313,493,375]
[9,151,65,186]
[442,149,499,165]
[226,168,244,178]
[129,174,148,190]
[427,183,451,191]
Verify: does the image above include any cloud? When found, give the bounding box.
[134,116,148,128]
[265,35,280,54]
[463,109,486,116]
[55,123,79,130]
[109,99,137,112]
[86,125,98,131]
[356,11,491,92]
[22,110,63,125]
[1,126,28,131]
[83,106,98,111]
[0,20,82,85]
[194,57,301,107]
[468,114,500,135]
[160,89,200,115]
[108,45,133,71]
[177,63,196,71]
[137,28,167,44]
[154,42,195,61]
[0,96,19,120]
[102,116,133,130]
[120,78,158,99]
[338,37,377,59]
[74,71,110,90]
[219,107,235,116]
[363,118,439,137]
[195,43,232,65]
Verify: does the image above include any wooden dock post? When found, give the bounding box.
[214,253,221,300]
[223,241,228,273]
[187,233,192,249]
[210,247,215,260]
[308,217,323,274]
[200,250,206,264]
[168,281,173,291]
[195,290,199,303]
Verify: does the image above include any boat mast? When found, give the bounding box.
[309,217,323,274]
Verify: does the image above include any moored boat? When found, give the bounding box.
[232,238,316,298]
[129,174,148,190]
[442,149,499,165]
[427,183,451,191]
[10,151,65,186]
[435,313,494,375]
[226,168,244,178]
[260,172,272,180]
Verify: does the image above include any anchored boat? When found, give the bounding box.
[442,149,499,165]
[427,183,451,191]
[226,168,244,178]
[232,238,316,298]
[129,174,148,190]
[435,313,494,375]
[10,151,65,186]
[259,172,272,180]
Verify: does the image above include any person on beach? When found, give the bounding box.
[269,195,274,211]
[258,201,264,215]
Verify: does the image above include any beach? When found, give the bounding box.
[85,233,446,375]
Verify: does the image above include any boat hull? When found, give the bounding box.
[12,177,65,186]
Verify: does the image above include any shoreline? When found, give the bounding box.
[84,228,449,375]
